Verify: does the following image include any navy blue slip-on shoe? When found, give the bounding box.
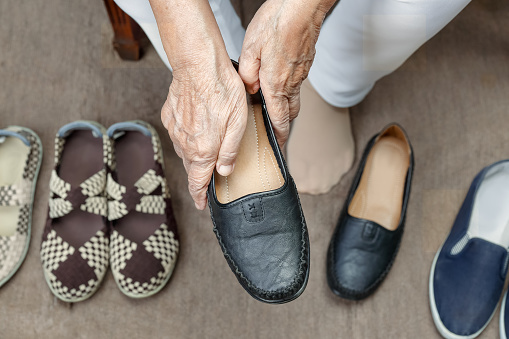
[430,160,509,339]
[501,290,509,339]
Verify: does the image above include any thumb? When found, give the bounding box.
[263,93,291,148]
[216,102,248,176]
[239,51,261,94]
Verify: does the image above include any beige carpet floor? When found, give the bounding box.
[1,0,509,338]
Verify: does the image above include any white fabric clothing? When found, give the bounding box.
[113,0,470,107]
[113,0,245,70]
[308,0,471,107]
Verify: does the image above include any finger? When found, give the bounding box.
[187,161,215,210]
[216,100,248,176]
[173,143,184,159]
[161,108,171,130]
[160,95,174,129]
[181,158,191,176]
[164,118,184,160]
[288,92,301,122]
[239,50,261,94]
[263,92,291,147]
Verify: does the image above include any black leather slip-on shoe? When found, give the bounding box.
[326,123,414,300]
[207,61,309,304]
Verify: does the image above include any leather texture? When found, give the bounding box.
[207,61,310,304]
[431,160,509,337]
[327,124,414,300]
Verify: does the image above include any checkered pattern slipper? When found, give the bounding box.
[106,121,179,298]
[41,121,110,302]
[0,127,42,288]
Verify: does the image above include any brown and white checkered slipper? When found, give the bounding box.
[0,127,42,288]
[41,121,110,302]
[106,121,179,298]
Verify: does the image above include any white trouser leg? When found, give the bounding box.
[112,0,245,71]
[308,0,471,108]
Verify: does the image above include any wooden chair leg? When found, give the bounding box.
[103,0,146,61]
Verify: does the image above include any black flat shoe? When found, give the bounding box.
[207,61,309,304]
[327,123,414,300]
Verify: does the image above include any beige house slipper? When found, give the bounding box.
[0,126,42,288]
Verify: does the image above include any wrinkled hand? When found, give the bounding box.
[239,0,329,147]
[162,60,248,210]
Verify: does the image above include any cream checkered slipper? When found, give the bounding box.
[0,127,42,288]
[107,121,179,298]
[41,121,110,302]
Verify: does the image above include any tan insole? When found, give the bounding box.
[215,92,284,203]
[0,133,30,237]
[348,136,410,230]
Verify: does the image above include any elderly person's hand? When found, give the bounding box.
[239,0,335,147]
[149,0,336,210]
[163,60,247,210]
[150,0,248,210]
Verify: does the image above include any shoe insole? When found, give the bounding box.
[113,131,164,242]
[215,92,284,203]
[348,134,410,230]
[469,162,509,247]
[0,134,30,237]
[52,130,104,249]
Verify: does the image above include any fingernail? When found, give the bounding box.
[218,164,233,176]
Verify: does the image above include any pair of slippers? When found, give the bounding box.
[0,126,42,288]
[41,120,179,302]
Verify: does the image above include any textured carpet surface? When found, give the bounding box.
[1,0,508,338]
